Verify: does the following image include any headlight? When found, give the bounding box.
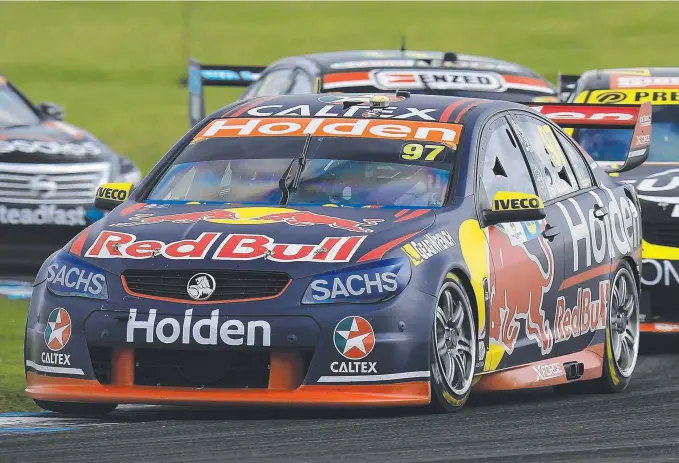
[302,257,411,305]
[45,251,108,300]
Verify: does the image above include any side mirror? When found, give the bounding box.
[602,101,652,174]
[39,102,65,121]
[483,191,546,226]
[94,182,134,211]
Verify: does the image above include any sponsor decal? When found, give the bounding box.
[95,184,131,202]
[113,206,384,233]
[86,231,365,263]
[303,258,409,304]
[492,197,542,211]
[641,259,679,286]
[533,362,563,381]
[0,205,86,226]
[46,256,107,299]
[333,316,375,360]
[330,361,377,374]
[44,308,72,352]
[196,118,461,144]
[612,76,679,89]
[41,351,71,366]
[243,102,435,120]
[0,139,102,156]
[127,309,271,346]
[487,222,554,355]
[372,69,505,92]
[499,220,541,246]
[554,281,609,343]
[556,186,640,272]
[308,272,397,302]
[634,168,679,204]
[589,89,679,105]
[186,273,216,301]
[401,230,455,266]
[532,104,638,125]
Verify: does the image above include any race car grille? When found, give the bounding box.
[0,162,109,205]
[122,270,291,302]
[642,223,679,247]
[134,348,270,388]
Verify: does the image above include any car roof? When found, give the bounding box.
[299,50,538,76]
[211,92,528,127]
[576,67,679,91]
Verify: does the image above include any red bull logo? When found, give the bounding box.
[487,223,554,355]
[112,207,383,234]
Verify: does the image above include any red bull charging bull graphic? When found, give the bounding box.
[111,207,384,234]
[487,222,555,356]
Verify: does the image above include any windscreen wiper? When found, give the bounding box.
[279,134,312,206]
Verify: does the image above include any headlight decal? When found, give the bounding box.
[46,252,108,300]
[302,257,410,304]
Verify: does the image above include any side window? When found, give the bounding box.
[288,71,313,94]
[254,69,294,97]
[511,114,578,201]
[480,116,537,205]
[556,131,594,189]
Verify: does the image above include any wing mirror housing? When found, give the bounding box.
[94,182,134,211]
[39,102,65,121]
[482,191,546,226]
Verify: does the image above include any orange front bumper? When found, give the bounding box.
[25,372,430,407]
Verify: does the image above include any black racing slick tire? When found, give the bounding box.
[429,273,477,413]
[34,400,118,416]
[555,262,639,394]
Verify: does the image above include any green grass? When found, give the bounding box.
[0,1,677,411]
[0,300,35,411]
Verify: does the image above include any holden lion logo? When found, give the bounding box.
[333,316,375,360]
[187,273,216,301]
[44,308,72,351]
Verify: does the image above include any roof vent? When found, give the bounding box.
[395,90,410,98]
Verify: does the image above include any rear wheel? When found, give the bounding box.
[34,400,118,416]
[555,262,639,394]
[429,274,477,412]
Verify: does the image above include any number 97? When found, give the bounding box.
[401,143,445,161]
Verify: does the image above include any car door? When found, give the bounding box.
[510,112,612,359]
[478,114,566,370]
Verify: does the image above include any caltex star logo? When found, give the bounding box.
[44,308,72,352]
[333,316,375,360]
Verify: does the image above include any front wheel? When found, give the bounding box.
[429,273,477,412]
[34,400,118,416]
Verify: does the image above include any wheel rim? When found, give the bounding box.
[434,282,476,396]
[609,269,639,378]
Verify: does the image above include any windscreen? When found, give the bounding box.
[148,135,455,208]
[574,106,679,162]
[0,85,40,128]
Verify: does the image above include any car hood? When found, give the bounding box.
[0,120,113,164]
[75,203,437,278]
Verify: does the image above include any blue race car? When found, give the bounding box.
[26,93,649,415]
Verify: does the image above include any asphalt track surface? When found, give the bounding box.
[2,336,679,463]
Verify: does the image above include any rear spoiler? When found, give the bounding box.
[188,58,265,127]
[557,73,580,101]
[529,102,652,173]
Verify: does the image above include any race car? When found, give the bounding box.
[187,49,558,127]
[25,92,649,415]
[558,67,679,333]
[0,75,142,277]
